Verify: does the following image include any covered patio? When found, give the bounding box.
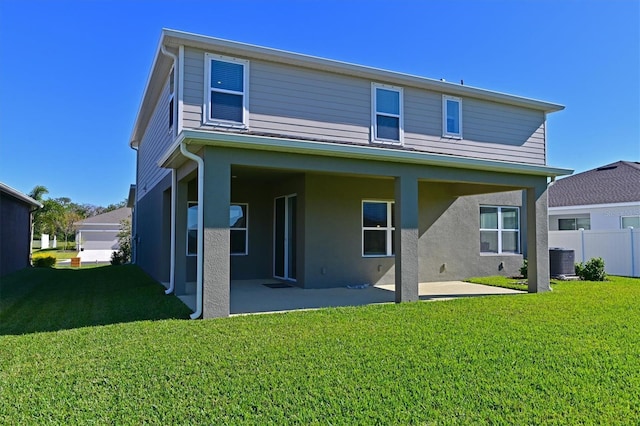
[229,280,523,315]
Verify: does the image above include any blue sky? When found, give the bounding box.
[1,0,638,206]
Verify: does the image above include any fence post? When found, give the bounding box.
[631,227,636,277]
[579,228,586,263]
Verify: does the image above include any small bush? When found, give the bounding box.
[575,257,606,281]
[33,256,56,268]
[110,251,125,266]
[520,259,528,278]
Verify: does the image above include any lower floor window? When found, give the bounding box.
[230,203,248,255]
[186,202,249,256]
[622,216,640,229]
[558,217,590,230]
[362,200,395,256]
[480,206,520,254]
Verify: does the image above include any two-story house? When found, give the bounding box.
[129,29,572,319]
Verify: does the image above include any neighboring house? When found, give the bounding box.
[548,161,640,277]
[549,161,640,231]
[129,29,572,318]
[74,207,131,253]
[0,182,42,277]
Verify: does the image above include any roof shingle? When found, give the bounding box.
[548,161,640,207]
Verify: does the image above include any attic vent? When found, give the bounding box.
[596,166,617,171]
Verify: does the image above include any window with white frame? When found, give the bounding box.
[168,67,175,130]
[442,95,462,138]
[187,201,198,256]
[204,53,248,126]
[372,83,403,143]
[186,202,249,255]
[558,217,591,230]
[230,203,248,255]
[362,201,395,256]
[622,216,640,229]
[480,206,520,254]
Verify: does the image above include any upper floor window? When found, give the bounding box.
[372,83,403,144]
[442,95,462,138]
[362,200,395,256]
[480,206,520,254]
[622,216,640,229]
[558,217,590,230]
[204,53,249,127]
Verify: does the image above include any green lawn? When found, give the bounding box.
[32,248,78,261]
[1,267,639,424]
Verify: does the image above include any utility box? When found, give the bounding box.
[549,248,575,276]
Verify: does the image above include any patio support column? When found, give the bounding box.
[173,179,188,295]
[526,182,551,293]
[394,174,419,303]
[202,148,231,318]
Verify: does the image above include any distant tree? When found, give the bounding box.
[103,199,128,213]
[111,218,132,265]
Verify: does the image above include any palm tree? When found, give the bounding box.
[28,185,48,262]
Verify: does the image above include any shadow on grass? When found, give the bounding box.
[0,265,191,336]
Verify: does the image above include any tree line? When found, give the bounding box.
[29,185,127,248]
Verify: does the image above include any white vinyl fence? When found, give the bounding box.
[548,228,640,277]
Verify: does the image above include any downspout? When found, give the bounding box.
[165,169,177,294]
[180,142,204,319]
[130,144,139,264]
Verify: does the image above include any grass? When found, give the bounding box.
[1,268,639,424]
[32,248,78,261]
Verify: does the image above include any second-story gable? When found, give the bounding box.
[179,45,553,166]
[130,29,563,194]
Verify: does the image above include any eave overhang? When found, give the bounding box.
[0,182,43,208]
[159,129,574,179]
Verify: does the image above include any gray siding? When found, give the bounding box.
[137,78,173,201]
[0,193,32,277]
[182,47,546,165]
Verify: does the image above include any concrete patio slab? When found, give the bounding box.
[229,280,523,315]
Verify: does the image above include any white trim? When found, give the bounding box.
[480,206,520,254]
[203,53,249,128]
[362,200,395,257]
[178,45,184,134]
[371,82,403,145]
[442,95,462,139]
[159,129,574,178]
[549,201,640,211]
[230,203,249,256]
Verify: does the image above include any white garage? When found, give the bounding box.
[75,207,131,259]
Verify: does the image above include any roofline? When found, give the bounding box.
[163,29,565,112]
[159,129,574,178]
[549,201,640,211]
[130,28,565,147]
[0,182,43,208]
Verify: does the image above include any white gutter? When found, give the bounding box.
[179,142,204,320]
[159,129,574,178]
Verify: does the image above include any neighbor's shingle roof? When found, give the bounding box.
[548,161,640,207]
[74,207,131,226]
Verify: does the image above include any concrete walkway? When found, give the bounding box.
[229,280,523,315]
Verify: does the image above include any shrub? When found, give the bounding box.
[110,251,124,266]
[575,257,606,281]
[33,256,56,268]
[520,259,528,278]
